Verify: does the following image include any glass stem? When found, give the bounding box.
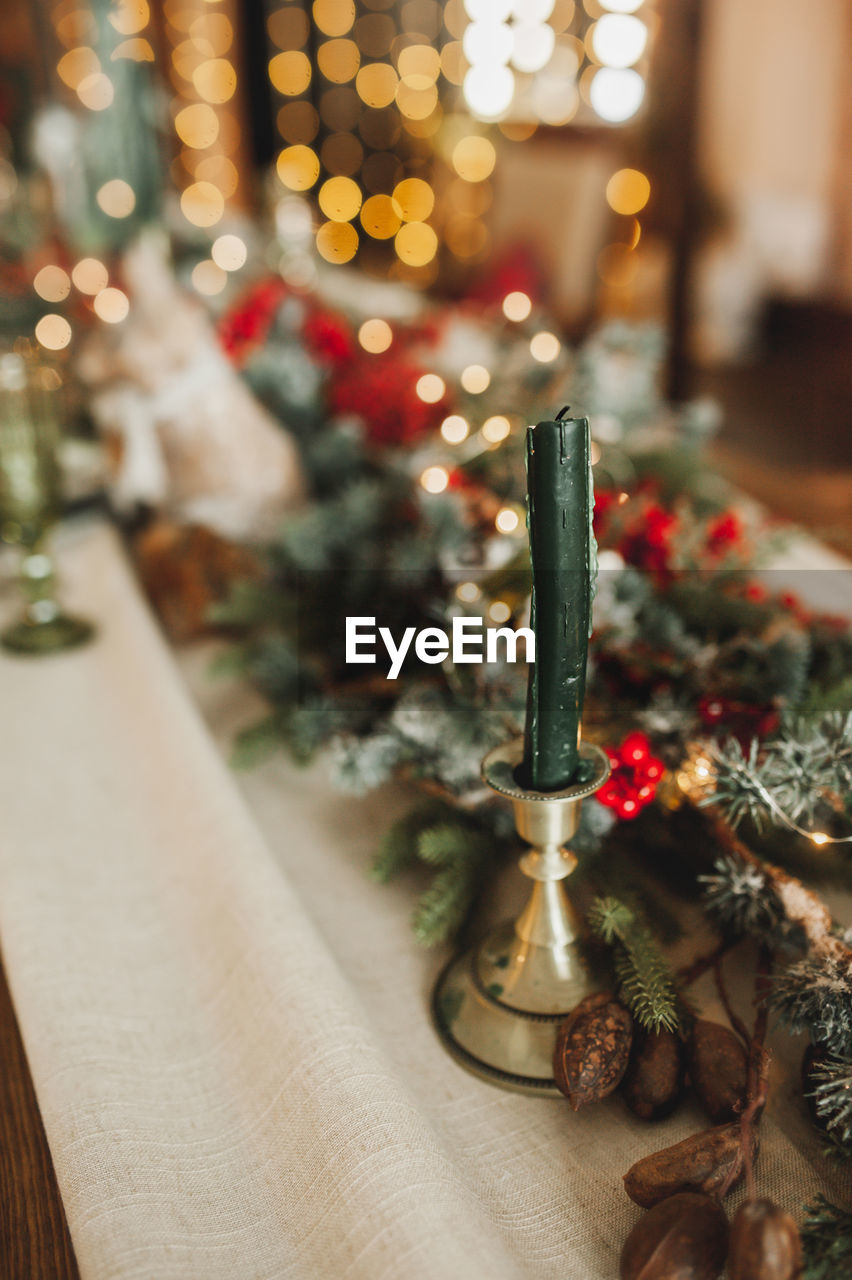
[19,540,60,626]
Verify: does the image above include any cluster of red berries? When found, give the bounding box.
[597,731,665,820]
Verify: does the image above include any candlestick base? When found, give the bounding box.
[432,737,610,1095]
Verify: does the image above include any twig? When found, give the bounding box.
[718,947,773,1200]
[713,957,752,1051]
[675,937,741,989]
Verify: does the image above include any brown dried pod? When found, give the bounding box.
[623,1029,685,1120]
[728,1199,802,1280]
[553,992,633,1111]
[623,1122,757,1208]
[620,1192,729,1280]
[686,1019,748,1123]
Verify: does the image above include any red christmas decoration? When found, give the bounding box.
[705,511,744,556]
[218,278,288,365]
[597,731,665,821]
[303,308,356,366]
[618,504,678,577]
[698,695,779,746]
[328,356,447,446]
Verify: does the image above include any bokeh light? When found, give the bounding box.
[530,331,560,362]
[358,318,393,352]
[191,259,228,295]
[278,101,319,144]
[211,234,247,271]
[420,465,449,494]
[175,103,219,148]
[360,193,402,238]
[441,414,469,443]
[108,0,150,36]
[461,364,490,394]
[33,266,71,303]
[77,72,115,110]
[317,38,360,83]
[319,175,362,221]
[591,13,647,66]
[589,67,645,122]
[481,414,510,442]
[71,258,109,295]
[269,51,312,96]
[452,135,496,182]
[96,179,136,218]
[606,167,650,214]
[355,62,399,108]
[395,221,438,265]
[316,220,359,262]
[35,315,72,350]
[502,291,532,321]
[93,287,130,323]
[313,0,356,38]
[392,178,434,222]
[180,181,225,227]
[415,373,446,403]
[192,59,237,104]
[277,145,321,191]
[495,507,520,533]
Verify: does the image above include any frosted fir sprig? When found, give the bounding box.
[710,712,852,845]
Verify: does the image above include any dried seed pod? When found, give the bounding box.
[728,1199,802,1280]
[623,1029,685,1120]
[623,1122,757,1208]
[686,1019,748,1123]
[553,992,633,1111]
[620,1192,729,1280]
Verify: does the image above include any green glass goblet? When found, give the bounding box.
[0,350,94,655]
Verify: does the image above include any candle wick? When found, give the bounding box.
[556,405,571,420]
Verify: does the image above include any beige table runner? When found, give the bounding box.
[0,521,849,1278]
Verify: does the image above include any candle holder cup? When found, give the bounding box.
[432,736,610,1095]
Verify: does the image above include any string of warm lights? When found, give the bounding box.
[160,0,250,296]
[32,0,157,349]
[460,0,655,128]
[268,0,504,274]
[677,746,852,848]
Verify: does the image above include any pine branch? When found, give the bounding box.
[371,802,451,884]
[588,896,680,1033]
[801,1195,852,1280]
[771,946,852,1061]
[411,822,490,946]
[808,1055,852,1153]
[711,711,852,834]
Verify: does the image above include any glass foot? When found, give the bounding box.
[1,613,95,656]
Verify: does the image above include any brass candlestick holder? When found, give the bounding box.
[432,736,610,1095]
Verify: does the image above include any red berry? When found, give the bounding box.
[620,731,650,765]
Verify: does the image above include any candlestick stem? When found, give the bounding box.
[432,737,610,1094]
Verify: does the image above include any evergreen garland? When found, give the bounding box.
[587,896,680,1032]
[372,801,502,946]
[711,712,852,837]
[808,1056,852,1150]
[801,1195,852,1280]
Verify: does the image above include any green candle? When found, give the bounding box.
[521,410,596,791]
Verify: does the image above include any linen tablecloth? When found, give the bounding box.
[0,520,850,1279]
